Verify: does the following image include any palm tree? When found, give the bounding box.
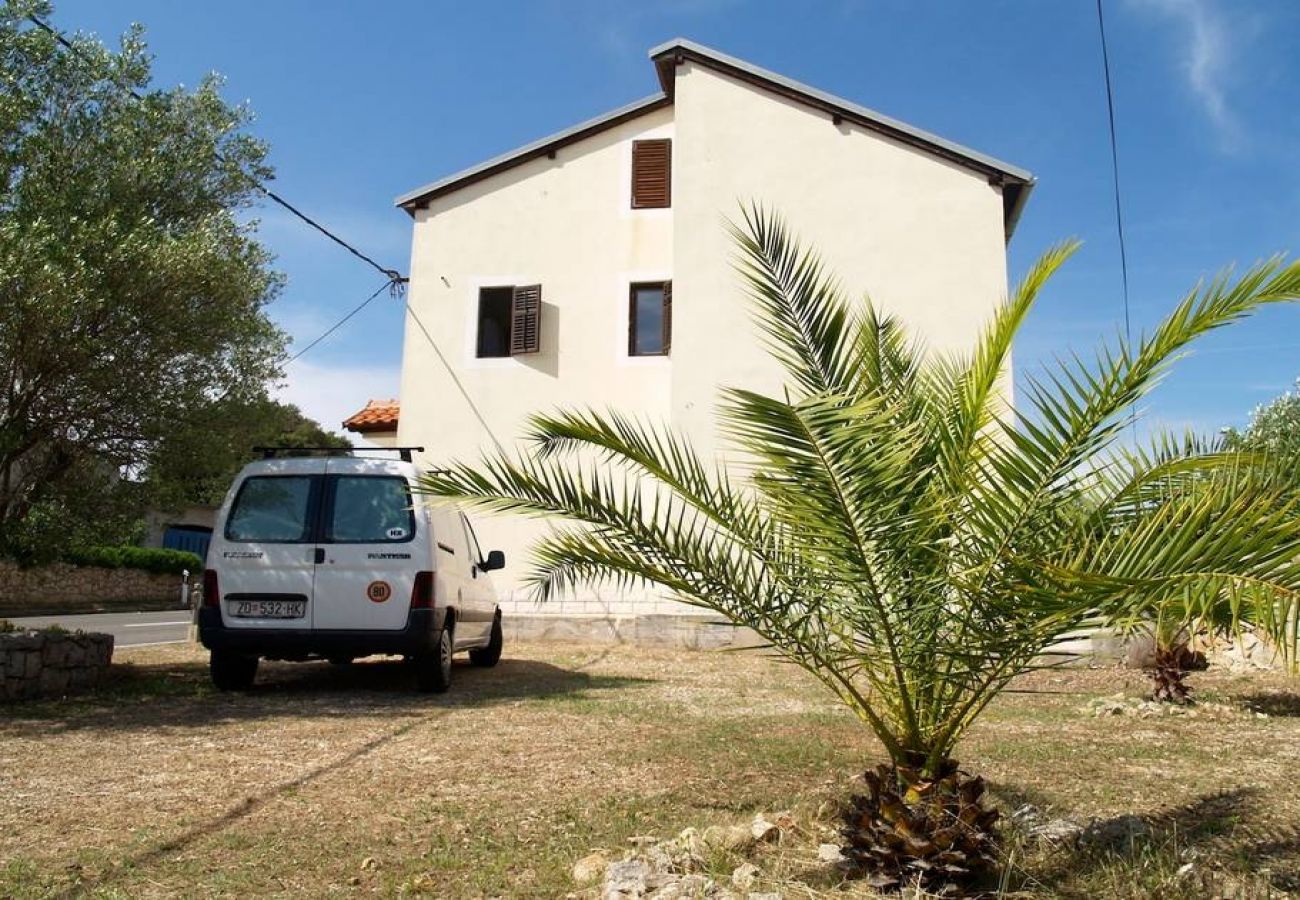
[419,207,1300,893]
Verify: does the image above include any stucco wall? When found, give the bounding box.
[400,74,1014,616]
[670,62,1011,459]
[399,105,677,614]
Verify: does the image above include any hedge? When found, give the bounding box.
[64,546,202,575]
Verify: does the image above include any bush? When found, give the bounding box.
[65,546,201,575]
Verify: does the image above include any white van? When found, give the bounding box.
[198,448,504,693]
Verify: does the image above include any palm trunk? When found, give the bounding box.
[1150,640,1205,704]
[840,759,1000,892]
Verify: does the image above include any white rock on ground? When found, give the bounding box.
[817,843,846,864]
[731,862,761,890]
[751,815,780,843]
[573,851,609,885]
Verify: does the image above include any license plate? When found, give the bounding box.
[231,600,306,619]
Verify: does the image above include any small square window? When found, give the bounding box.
[476,285,542,357]
[476,287,513,357]
[629,281,672,356]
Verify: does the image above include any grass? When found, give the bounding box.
[1,642,1298,898]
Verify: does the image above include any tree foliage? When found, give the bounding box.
[0,1,286,547]
[1224,378,1300,460]
[146,395,351,509]
[420,207,1300,784]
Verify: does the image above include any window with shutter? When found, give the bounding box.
[509,284,542,355]
[628,281,671,356]
[631,139,671,209]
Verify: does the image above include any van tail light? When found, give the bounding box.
[410,571,435,609]
[202,569,220,608]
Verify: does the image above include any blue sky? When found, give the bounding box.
[49,0,1300,440]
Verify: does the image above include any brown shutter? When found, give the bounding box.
[631,139,671,209]
[661,281,672,354]
[509,284,541,355]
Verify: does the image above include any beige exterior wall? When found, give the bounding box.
[670,62,1010,458]
[399,68,1012,616]
[398,106,678,615]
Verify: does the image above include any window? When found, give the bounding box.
[225,476,317,543]
[629,281,672,356]
[325,476,415,544]
[631,139,671,208]
[476,285,542,357]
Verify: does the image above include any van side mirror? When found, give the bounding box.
[480,550,506,572]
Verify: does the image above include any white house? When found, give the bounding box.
[345,38,1034,621]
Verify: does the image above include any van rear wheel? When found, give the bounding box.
[210,650,258,691]
[415,627,452,693]
[470,615,503,668]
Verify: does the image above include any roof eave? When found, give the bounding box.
[648,38,1035,239]
[395,94,671,214]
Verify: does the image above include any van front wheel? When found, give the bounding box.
[210,650,258,691]
[415,627,452,693]
[470,615,503,668]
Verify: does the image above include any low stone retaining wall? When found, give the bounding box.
[1,629,114,701]
[0,560,188,616]
[504,613,764,650]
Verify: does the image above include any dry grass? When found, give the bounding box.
[1,642,1299,898]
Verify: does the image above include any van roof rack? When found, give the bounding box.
[253,446,426,463]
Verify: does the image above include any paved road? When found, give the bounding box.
[7,609,193,648]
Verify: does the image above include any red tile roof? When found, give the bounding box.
[342,399,400,434]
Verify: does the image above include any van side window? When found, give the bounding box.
[225,476,317,543]
[326,476,415,544]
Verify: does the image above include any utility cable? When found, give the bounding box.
[404,301,507,454]
[1095,0,1132,348]
[32,12,507,453]
[25,14,403,284]
[286,279,399,364]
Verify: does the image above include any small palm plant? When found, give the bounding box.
[419,207,1300,893]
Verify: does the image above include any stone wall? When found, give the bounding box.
[0,560,189,615]
[1,630,114,701]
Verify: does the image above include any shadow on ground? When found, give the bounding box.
[1007,786,1300,896]
[1241,690,1300,718]
[0,654,649,735]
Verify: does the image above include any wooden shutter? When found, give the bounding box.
[661,281,672,354]
[631,139,671,208]
[509,284,541,355]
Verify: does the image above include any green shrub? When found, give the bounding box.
[0,619,16,633]
[65,546,201,575]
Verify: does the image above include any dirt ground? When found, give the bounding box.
[2,641,1299,898]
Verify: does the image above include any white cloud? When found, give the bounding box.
[1130,0,1244,150]
[274,359,401,445]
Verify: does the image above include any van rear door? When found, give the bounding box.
[312,459,421,632]
[215,460,325,630]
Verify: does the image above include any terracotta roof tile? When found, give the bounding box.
[342,398,399,434]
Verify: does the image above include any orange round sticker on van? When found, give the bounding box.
[366,581,392,603]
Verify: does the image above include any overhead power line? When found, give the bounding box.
[30,13,509,452]
[26,14,403,284]
[1095,0,1132,348]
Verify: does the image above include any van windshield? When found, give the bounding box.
[326,476,415,543]
[225,476,316,543]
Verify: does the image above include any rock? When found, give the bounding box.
[573,851,608,885]
[747,893,783,900]
[1028,818,1085,846]
[628,834,659,847]
[1081,814,1150,849]
[603,859,650,900]
[731,862,760,890]
[704,824,754,852]
[1010,804,1042,827]
[817,843,846,864]
[751,815,780,843]
[648,873,714,898]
